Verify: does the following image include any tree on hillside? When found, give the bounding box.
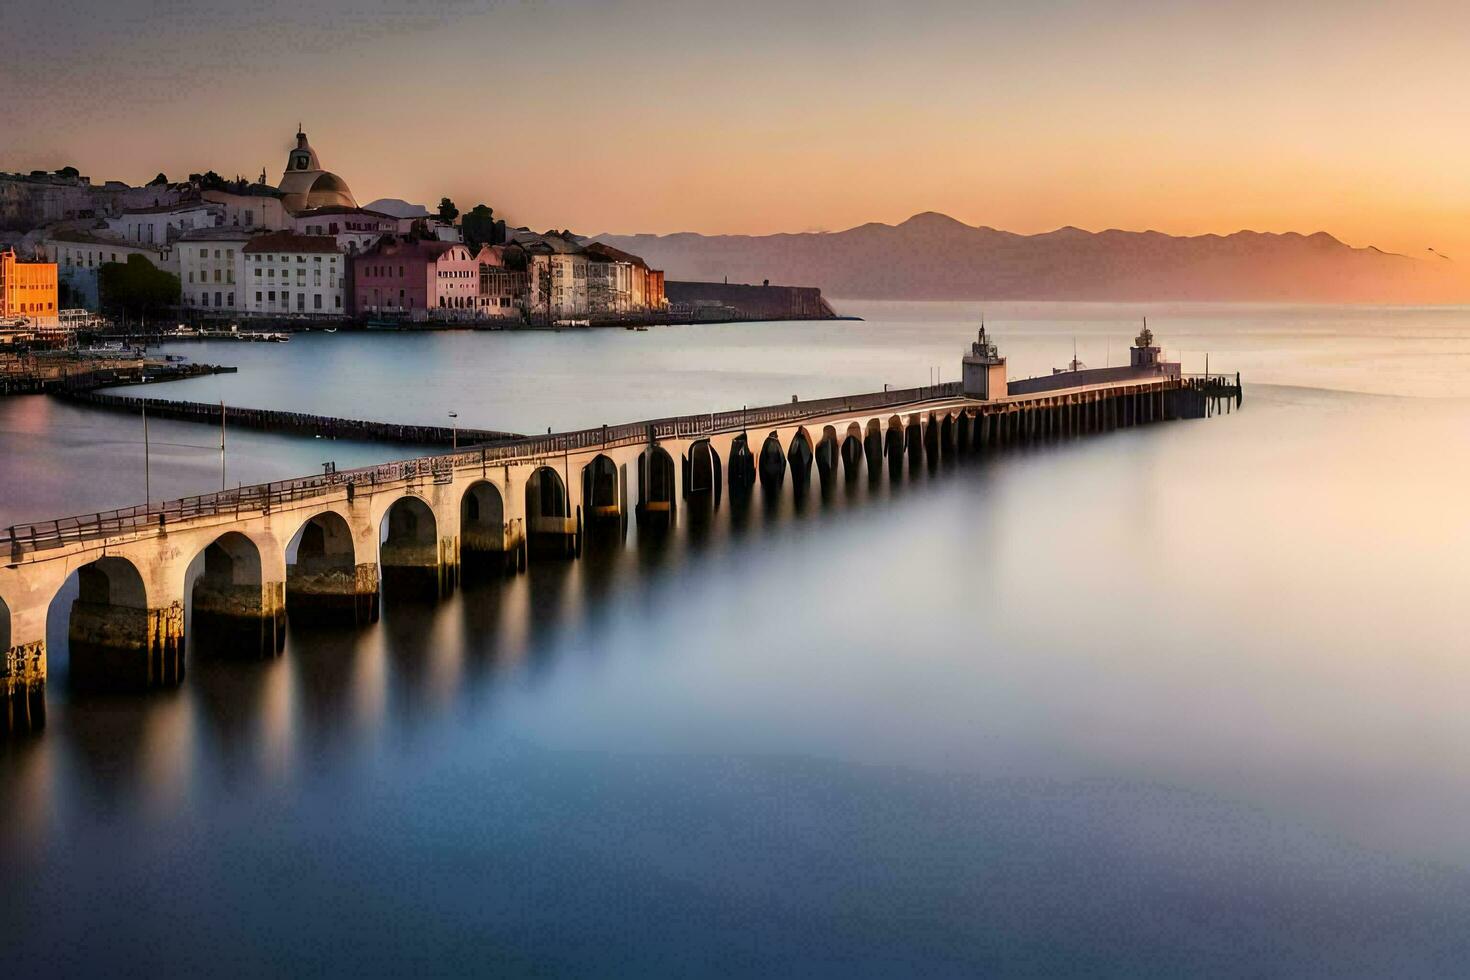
[148,172,169,186]
[188,171,229,191]
[462,204,501,249]
[99,254,180,322]
[437,197,459,224]
[55,166,80,179]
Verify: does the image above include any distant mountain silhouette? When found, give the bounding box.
[596,212,1464,302]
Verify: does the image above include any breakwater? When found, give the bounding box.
[1,358,233,396]
[55,386,523,446]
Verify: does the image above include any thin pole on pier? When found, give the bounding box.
[220,400,227,491]
[143,398,150,507]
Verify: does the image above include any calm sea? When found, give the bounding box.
[3,301,1470,975]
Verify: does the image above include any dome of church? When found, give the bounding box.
[302,173,357,210]
[278,129,358,213]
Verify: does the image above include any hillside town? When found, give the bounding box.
[0,129,677,333]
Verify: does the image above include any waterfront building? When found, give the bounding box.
[292,206,398,254]
[583,241,667,315]
[176,227,251,313]
[0,248,59,323]
[353,237,450,317]
[506,231,589,321]
[242,231,344,317]
[477,246,528,318]
[203,185,290,231]
[104,201,224,245]
[353,237,512,321]
[277,128,358,214]
[0,170,180,231]
[44,230,175,309]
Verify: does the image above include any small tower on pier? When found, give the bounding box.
[1130,319,1161,369]
[962,323,1008,400]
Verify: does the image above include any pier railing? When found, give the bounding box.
[6,381,964,555]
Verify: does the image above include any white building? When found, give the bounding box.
[105,201,223,246]
[203,187,290,232]
[242,231,344,317]
[177,227,250,313]
[292,206,397,255]
[44,230,176,310]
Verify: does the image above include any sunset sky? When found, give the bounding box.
[4,0,1468,260]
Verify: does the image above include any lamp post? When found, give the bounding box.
[449,411,458,450]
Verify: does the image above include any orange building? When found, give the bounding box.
[0,249,59,321]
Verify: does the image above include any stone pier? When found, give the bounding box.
[192,580,286,658]
[68,601,184,692]
[285,561,380,627]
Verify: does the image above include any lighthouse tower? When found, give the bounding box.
[962,324,1008,400]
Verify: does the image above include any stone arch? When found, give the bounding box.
[864,419,884,477]
[380,495,443,597]
[638,446,677,525]
[68,555,180,692]
[582,454,620,521]
[188,531,282,658]
[687,440,720,500]
[842,422,865,482]
[905,414,925,471]
[787,428,815,495]
[923,411,941,465]
[885,416,906,477]
[286,510,375,626]
[813,425,839,489]
[728,435,756,496]
[525,465,573,557]
[758,431,786,490]
[461,480,507,568]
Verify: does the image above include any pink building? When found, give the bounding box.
[352,238,503,320]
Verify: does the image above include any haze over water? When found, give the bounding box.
[4,303,1470,974]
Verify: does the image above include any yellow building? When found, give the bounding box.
[0,249,59,322]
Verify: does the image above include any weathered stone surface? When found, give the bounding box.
[69,601,183,692]
[3,641,46,735]
[192,581,286,659]
[286,562,379,626]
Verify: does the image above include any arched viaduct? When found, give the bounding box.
[3,374,1229,733]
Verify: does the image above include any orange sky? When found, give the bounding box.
[4,0,1469,263]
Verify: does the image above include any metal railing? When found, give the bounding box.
[6,382,963,557]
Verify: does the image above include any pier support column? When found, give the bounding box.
[3,639,45,735]
[3,568,66,734]
[69,601,184,692]
[193,580,286,659]
[286,562,379,626]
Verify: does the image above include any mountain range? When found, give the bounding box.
[595,212,1464,303]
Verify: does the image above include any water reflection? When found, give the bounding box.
[9,381,1470,973]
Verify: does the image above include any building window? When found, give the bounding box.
[256,291,262,303]
[313,293,322,310]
